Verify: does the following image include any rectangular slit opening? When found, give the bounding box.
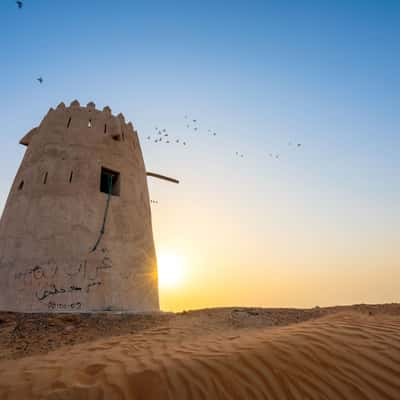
[69,171,73,183]
[104,124,107,134]
[67,117,71,128]
[100,167,120,196]
[43,172,48,184]
[88,119,92,128]
[18,180,24,190]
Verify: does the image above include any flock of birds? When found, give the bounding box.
[145,114,302,162]
[146,115,303,206]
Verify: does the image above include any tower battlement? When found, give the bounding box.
[21,100,139,147]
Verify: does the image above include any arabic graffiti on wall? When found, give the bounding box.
[11,249,112,309]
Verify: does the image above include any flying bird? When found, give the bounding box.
[37,77,43,84]
[16,1,23,9]
[183,142,187,146]
[297,143,302,147]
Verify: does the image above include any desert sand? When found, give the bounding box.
[0,304,399,399]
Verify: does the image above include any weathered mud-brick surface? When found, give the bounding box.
[0,100,159,312]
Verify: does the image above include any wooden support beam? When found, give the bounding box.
[146,172,179,184]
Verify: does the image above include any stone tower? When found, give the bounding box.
[0,100,160,312]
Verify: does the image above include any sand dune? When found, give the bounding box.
[0,309,399,399]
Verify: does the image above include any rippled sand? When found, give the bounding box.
[0,306,399,399]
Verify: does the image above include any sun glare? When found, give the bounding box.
[157,252,185,288]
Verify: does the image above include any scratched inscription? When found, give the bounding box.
[48,301,82,310]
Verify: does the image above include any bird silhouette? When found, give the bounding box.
[183,142,187,146]
[297,143,302,147]
[147,136,151,140]
[16,1,23,9]
[37,77,43,84]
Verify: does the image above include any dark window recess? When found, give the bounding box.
[69,171,73,183]
[18,180,24,190]
[104,124,107,134]
[67,117,72,128]
[100,167,120,196]
[88,119,92,128]
[43,172,48,184]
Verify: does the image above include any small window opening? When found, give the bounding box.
[69,171,73,183]
[43,172,48,184]
[67,117,71,128]
[104,124,107,134]
[18,180,24,190]
[88,119,92,128]
[112,134,121,141]
[100,167,120,196]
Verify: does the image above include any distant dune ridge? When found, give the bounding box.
[0,305,399,399]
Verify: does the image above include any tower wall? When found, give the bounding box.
[0,100,159,312]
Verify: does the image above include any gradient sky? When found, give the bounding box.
[1,0,399,311]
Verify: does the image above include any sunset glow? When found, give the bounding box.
[157,251,185,289]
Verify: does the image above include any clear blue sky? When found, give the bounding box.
[1,0,399,310]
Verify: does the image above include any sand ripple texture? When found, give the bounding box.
[0,311,399,400]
